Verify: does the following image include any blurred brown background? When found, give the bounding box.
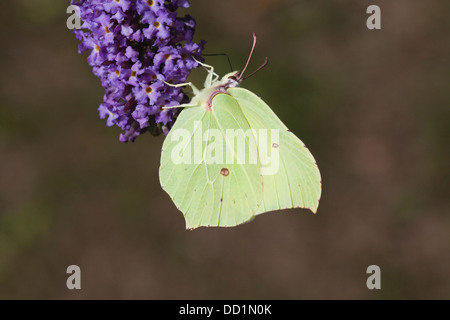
[0,0,449,299]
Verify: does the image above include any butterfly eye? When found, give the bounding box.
[228,72,240,81]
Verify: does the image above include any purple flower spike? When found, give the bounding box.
[71,0,204,142]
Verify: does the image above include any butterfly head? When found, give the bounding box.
[220,55,269,89]
[222,71,241,88]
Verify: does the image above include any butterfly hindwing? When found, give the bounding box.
[159,93,262,229]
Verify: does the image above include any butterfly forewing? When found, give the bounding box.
[228,87,321,214]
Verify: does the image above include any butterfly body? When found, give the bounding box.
[187,71,240,111]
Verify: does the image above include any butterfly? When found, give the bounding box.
[159,34,321,229]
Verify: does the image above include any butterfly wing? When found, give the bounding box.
[159,94,262,229]
[229,87,322,214]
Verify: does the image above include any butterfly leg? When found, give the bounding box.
[162,80,200,96]
[193,58,220,87]
[162,102,200,110]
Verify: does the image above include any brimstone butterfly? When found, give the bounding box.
[159,34,321,229]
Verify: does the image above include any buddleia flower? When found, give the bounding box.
[71,0,204,141]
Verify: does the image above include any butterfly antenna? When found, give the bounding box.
[242,57,268,81]
[238,32,258,80]
[203,53,233,72]
[238,33,269,81]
